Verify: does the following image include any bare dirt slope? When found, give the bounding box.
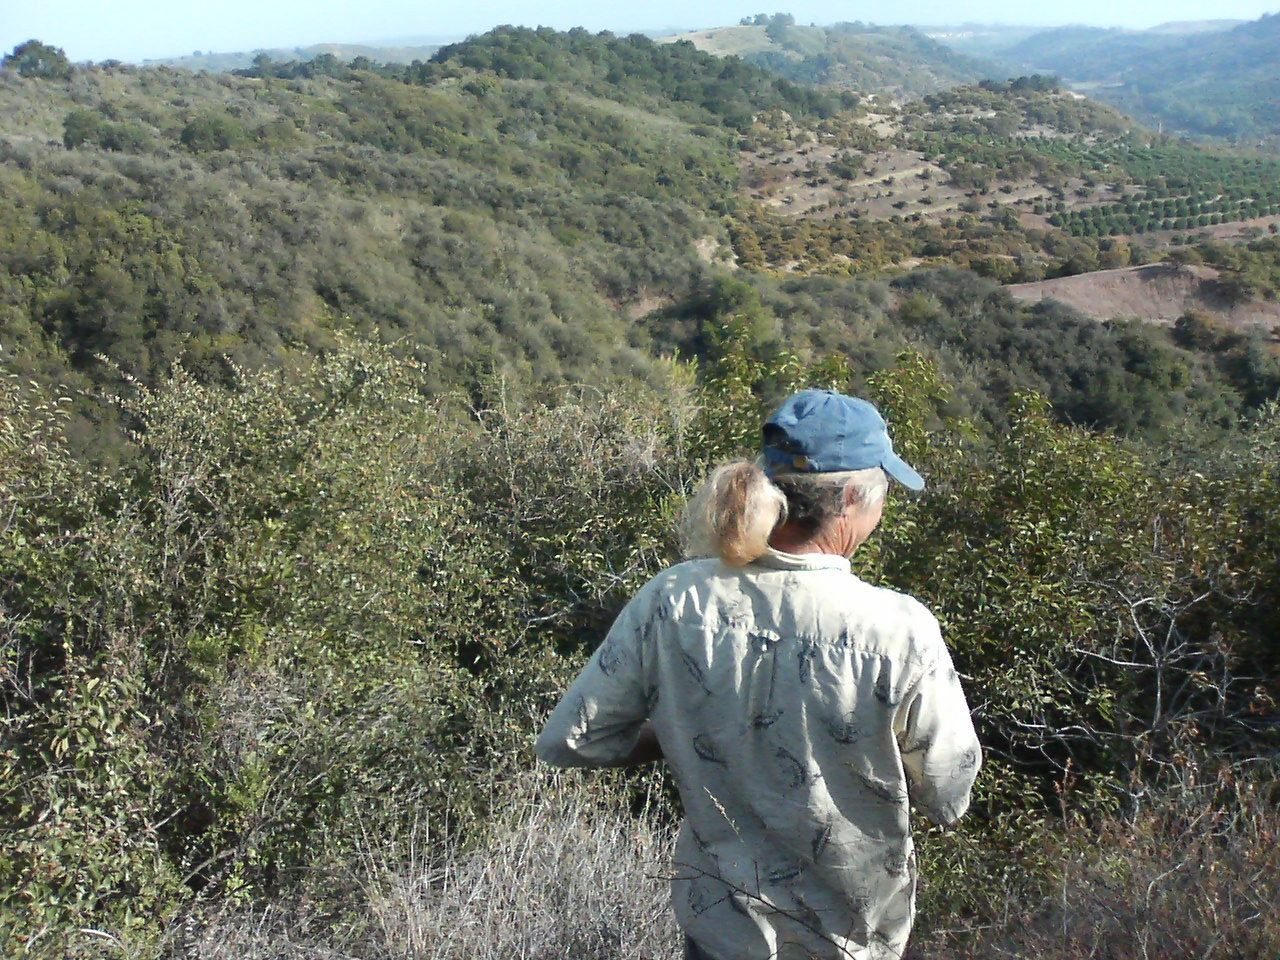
[1007,264,1280,330]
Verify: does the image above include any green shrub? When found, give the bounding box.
[179,113,248,151]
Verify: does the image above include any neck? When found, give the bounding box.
[769,521,851,557]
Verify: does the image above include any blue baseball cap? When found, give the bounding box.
[762,389,924,490]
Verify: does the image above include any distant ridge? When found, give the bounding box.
[1145,19,1244,35]
[143,41,446,71]
[934,13,1280,146]
[659,20,998,98]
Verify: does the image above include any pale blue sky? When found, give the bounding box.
[3,0,1277,63]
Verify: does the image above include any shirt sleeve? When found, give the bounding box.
[535,592,651,768]
[894,613,982,826]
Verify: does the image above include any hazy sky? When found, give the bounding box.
[3,0,1277,62]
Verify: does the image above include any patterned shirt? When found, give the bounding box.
[536,549,981,960]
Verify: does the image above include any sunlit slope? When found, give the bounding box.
[659,20,997,99]
[3,28,852,405]
[729,77,1280,290]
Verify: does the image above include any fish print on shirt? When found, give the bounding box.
[752,709,784,729]
[952,747,980,779]
[681,650,714,696]
[597,636,625,677]
[776,746,809,788]
[825,710,862,745]
[693,733,728,765]
[811,820,833,861]
[881,847,910,877]
[767,862,804,885]
[853,770,909,806]
[571,694,592,743]
[797,638,820,684]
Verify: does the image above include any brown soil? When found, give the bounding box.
[1007,263,1280,331]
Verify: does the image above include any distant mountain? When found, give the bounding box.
[920,24,1043,59]
[999,26,1191,76]
[986,14,1280,146]
[1145,20,1244,35]
[660,21,999,99]
[144,42,442,72]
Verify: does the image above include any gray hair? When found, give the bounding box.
[682,459,887,566]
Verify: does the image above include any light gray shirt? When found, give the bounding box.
[536,549,981,960]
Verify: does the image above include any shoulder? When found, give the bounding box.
[634,558,725,602]
[613,558,724,625]
[844,579,946,662]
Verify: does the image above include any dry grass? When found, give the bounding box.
[173,765,1279,960]
[181,770,680,960]
[361,772,680,960]
[919,764,1280,960]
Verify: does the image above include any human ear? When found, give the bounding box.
[841,480,860,510]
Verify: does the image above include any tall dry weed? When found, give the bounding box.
[180,769,679,960]
[361,770,680,960]
[919,762,1280,959]
[179,764,1279,960]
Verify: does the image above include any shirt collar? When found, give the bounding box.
[754,548,851,573]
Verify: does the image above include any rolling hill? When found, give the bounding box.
[970,14,1280,147]
[660,19,997,99]
[1,28,1277,450]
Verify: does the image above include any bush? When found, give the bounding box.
[179,113,247,151]
[0,343,705,954]
[4,336,1279,956]
[3,40,72,79]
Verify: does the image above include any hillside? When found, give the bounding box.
[1009,262,1280,327]
[733,78,1280,273]
[1,29,800,431]
[660,18,996,99]
[1,30,1278,452]
[985,14,1280,146]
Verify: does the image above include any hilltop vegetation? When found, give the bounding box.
[663,16,996,99]
[143,41,443,72]
[2,33,1278,457]
[957,13,1280,148]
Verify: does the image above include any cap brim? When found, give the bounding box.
[882,451,925,491]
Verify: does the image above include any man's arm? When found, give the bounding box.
[535,598,658,767]
[895,626,982,825]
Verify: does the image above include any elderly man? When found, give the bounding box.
[537,389,981,960]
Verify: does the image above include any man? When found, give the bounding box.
[537,389,981,959]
